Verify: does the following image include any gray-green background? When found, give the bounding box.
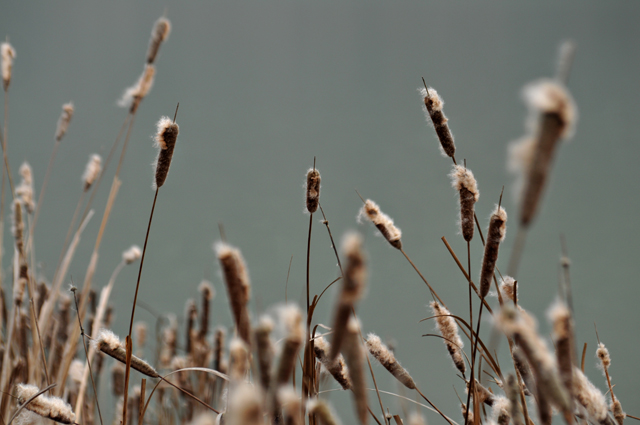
[1,1,638,422]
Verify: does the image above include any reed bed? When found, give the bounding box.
[0,14,634,425]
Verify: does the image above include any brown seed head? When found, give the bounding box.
[82,154,102,191]
[430,301,466,374]
[573,367,608,423]
[479,205,507,298]
[55,102,74,141]
[119,64,156,110]
[147,17,171,64]
[419,86,456,157]
[450,164,479,241]
[523,78,577,139]
[93,329,159,378]
[16,162,35,213]
[216,242,252,345]
[305,168,321,213]
[15,383,76,424]
[596,342,611,369]
[365,333,415,389]
[359,199,402,249]
[314,336,351,390]
[154,115,179,189]
[1,42,15,90]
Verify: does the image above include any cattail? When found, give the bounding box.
[35,280,48,317]
[573,367,608,423]
[227,383,264,425]
[342,318,368,425]
[1,42,15,91]
[430,301,466,374]
[15,162,35,214]
[596,342,623,424]
[274,305,305,387]
[279,386,302,425]
[548,300,573,401]
[305,168,321,213]
[491,397,511,425]
[505,374,524,425]
[93,329,159,378]
[611,400,625,425]
[119,64,156,111]
[111,362,125,397]
[254,315,274,392]
[460,404,473,425]
[407,412,426,425]
[499,276,518,303]
[147,17,171,64]
[15,383,76,424]
[82,154,102,191]
[307,399,341,425]
[479,205,507,298]
[515,79,577,227]
[213,326,226,373]
[512,348,533,397]
[365,333,415,389]
[153,115,179,189]
[12,199,24,254]
[358,199,402,249]
[199,280,215,339]
[450,164,479,241]
[596,342,611,370]
[185,298,197,354]
[216,242,252,345]
[314,337,351,390]
[329,232,366,361]
[55,102,74,141]
[122,245,142,264]
[467,379,494,406]
[135,321,147,358]
[49,295,71,377]
[229,337,249,380]
[419,86,456,158]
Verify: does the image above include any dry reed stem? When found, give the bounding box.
[254,315,274,392]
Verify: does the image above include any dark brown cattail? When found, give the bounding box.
[596,342,624,425]
[93,329,159,378]
[274,305,304,387]
[1,42,15,91]
[329,232,366,362]
[213,326,226,373]
[254,315,274,392]
[342,318,368,425]
[185,298,197,355]
[199,280,215,339]
[147,17,171,64]
[82,154,102,191]
[499,276,518,303]
[505,374,524,425]
[55,102,74,141]
[548,300,574,403]
[366,333,415,389]
[419,86,456,158]
[359,199,402,249]
[314,337,351,390]
[216,242,252,345]
[16,383,76,424]
[154,115,179,189]
[305,168,321,213]
[479,205,507,298]
[449,164,479,242]
[279,387,302,425]
[430,301,466,374]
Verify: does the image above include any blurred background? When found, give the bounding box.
[1,1,639,422]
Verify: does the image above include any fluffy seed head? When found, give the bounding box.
[430,301,465,374]
[307,399,341,425]
[1,42,15,90]
[523,78,577,139]
[366,333,415,389]
[93,329,159,378]
[15,162,35,214]
[216,242,252,345]
[340,232,367,303]
[499,276,518,303]
[199,280,215,300]
[449,165,479,201]
[548,300,572,341]
[15,383,76,424]
[227,383,263,425]
[491,396,511,425]
[596,342,611,369]
[419,86,443,111]
[122,245,142,264]
[358,199,402,249]
[573,367,608,422]
[611,399,625,425]
[343,318,368,425]
[153,115,179,189]
[408,412,426,425]
[314,337,351,390]
[419,86,455,157]
[450,164,479,241]
[82,154,102,191]
[305,168,321,213]
[479,205,507,298]
[119,64,156,109]
[147,17,171,64]
[55,102,74,141]
[229,337,249,380]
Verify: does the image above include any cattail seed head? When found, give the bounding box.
[450,164,479,241]
[279,386,302,425]
[16,162,35,214]
[93,329,159,378]
[1,42,15,91]
[199,280,215,338]
[227,383,263,425]
[548,300,574,401]
[573,367,608,423]
[307,399,341,425]
[305,168,321,213]
[55,102,74,141]
[147,17,171,64]
[430,301,466,374]
[596,342,611,370]
[479,205,507,298]
[229,337,249,380]
[358,199,402,249]
[419,86,456,157]
[366,333,415,389]
[12,198,24,251]
[82,154,102,191]
[611,399,625,425]
[15,383,76,424]
[153,115,179,189]
[122,245,142,264]
[314,337,351,390]
[119,64,156,110]
[216,242,252,345]
[343,318,368,425]
[274,305,304,386]
[491,397,511,425]
[499,276,518,303]
[523,79,577,139]
[254,315,274,392]
[505,374,524,425]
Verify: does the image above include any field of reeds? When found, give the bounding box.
[0,4,638,425]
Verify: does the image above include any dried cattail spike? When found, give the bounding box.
[118,64,156,111]
[154,115,179,189]
[342,318,368,425]
[430,301,466,374]
[55,102,74,141]
[467,379,494,406]
[419,85,456,158]
[479,205,507,298]
[523,79,577,139]
[12,198,24,251]
[254,315,274,392]
[213,326,226,373]
[278,386,302,425]
[1,42,15,91]
[491,397,511,425]
[596,342,611,369]
[16,162,35,214]
[307,399,341,425]
[147,17,171,64]
[305,168,321,213]
[450,164,479,242]
[122,245,142,264]
[572,367,608,423]
[505,374,524,425]
[93,329,159,378]
[358,199,402,249]
[407,412,426,425]
[82,154,102,191]
[460,403,474,425]
[314,337,351,390]
[111,362,125,397]
[229,337,249,380]
[274,305,304,386]
[15,383,76,424]
[548,300,573,401]
[365,333,415,389]
[185,298,197,354]
[216,242,252,345]
[199,280,215,338]
[611,399,625,425]
[499,276,518,303]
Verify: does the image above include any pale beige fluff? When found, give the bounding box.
[366,333,415,389]
[280,304,304,343]
[499,276,517,303]
[118,64,156,107]
[314,336,351,390]
[491,396,511,425]
[55,102,74,141]
[407,412,426,425]
[189,413,217,425]
[82,154,102,189]
[154,115,176,150]
[596,342,611,369]
[358,199,402,247]
[507,135,536,202]
[122,245,142,264]
[278,386,301,423]
[93,328,159,378]
[547,300,571,339]
[490,205,508,243]
[430,301,465,373]
[215,242,251,299]
[199,280,215,300]
[418,86,444,111]
[16,383,76,424]
[15,162,35,213]
[523,78,577,138]
[68,358,85,388]
[227,383,262,425]
[229,337,249,380]
[573,367,608,422]
[449,164,479,202]
[1,42,15,88]
[147,17,172,64]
